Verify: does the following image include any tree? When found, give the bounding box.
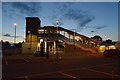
[4,41,11,47]
[92,35,102,41]
[1,40,4,46]
[16,42,22,48]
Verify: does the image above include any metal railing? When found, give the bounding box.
[38,33,98,53]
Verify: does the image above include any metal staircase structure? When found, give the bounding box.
[38,26,103,53]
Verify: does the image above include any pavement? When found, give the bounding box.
[2,53,120,80]
[2,53,102,64]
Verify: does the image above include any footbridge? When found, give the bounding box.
[38,26,103,53]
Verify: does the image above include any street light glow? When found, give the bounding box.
[56,20,59,27]
[56,20,59,23]
[14,23,17,26]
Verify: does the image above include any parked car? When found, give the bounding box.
[104,49,120,57]
[33,51,46,57]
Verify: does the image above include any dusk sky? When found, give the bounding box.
[2,2,118,43]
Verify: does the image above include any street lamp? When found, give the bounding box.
[13,23,17,45]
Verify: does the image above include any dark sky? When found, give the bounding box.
[2,2,118,43]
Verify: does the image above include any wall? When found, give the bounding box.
[22,42,38,54]
[64,43,88,55]
[2,47,22,55]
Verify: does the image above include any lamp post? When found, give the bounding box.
[56,20,59,33]
[73,30,76,51]
[71,29,76,46]
[56,20,59,59]
[13,23,17,45]
[71,29,77,52]
[28,31,31,49]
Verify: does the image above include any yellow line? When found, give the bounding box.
[59,72,80,80]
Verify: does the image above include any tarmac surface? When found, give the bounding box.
[2,53,120,80]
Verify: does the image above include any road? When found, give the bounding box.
[2,54,120,80]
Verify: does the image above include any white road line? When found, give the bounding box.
[23,59,29,63]
[5,60,8,65]
[25,76,30,80]
[86,68,120,78]
[85,62,116,69]
[59,72,80,80]
[17,71,58,78]
[16,62,117,78]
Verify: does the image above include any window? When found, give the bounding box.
[38,29,44,34]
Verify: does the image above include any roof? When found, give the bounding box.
[38,26,103,44]
[26,17,41,22]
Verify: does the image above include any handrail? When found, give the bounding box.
[38,33,98,53]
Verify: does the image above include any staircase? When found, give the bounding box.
[38,33,98,53]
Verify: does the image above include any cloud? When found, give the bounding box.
[91,30,95,33]
[51,17,64,26]
[64,9,95,28]
[93,25,107,30]
[50,3,108,33]
[50,2,73,26]
[3,33,23,38]
[3,34,11,37]
[50,2,95,30]
[2,2,42,18]
[90,25,107,33]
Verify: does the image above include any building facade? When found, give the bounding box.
[22,17,103,54]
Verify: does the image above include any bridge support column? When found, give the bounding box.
[69,34,70,39]
[54,41,56,54]
[88,40,90,45]
[44,41,47,53]
[64,31,65,36]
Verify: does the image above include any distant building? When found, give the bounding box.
[99,39,116,53]
[115,41,120,50]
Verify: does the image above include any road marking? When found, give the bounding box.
[5,60,8,65]
[16,62,117,78]
[17,71,58,78]
[59,72,80,80]
[86,68,120,78]
[84,62,116,69]
[23,59,29,63]
[25,76,30,80]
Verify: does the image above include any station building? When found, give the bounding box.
[22,17,103,55]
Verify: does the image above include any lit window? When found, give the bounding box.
[109,45,116,49]
[38,29,44,34]
[70,35,73,39]
[75,36,80,41]
[99,45,106,52]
